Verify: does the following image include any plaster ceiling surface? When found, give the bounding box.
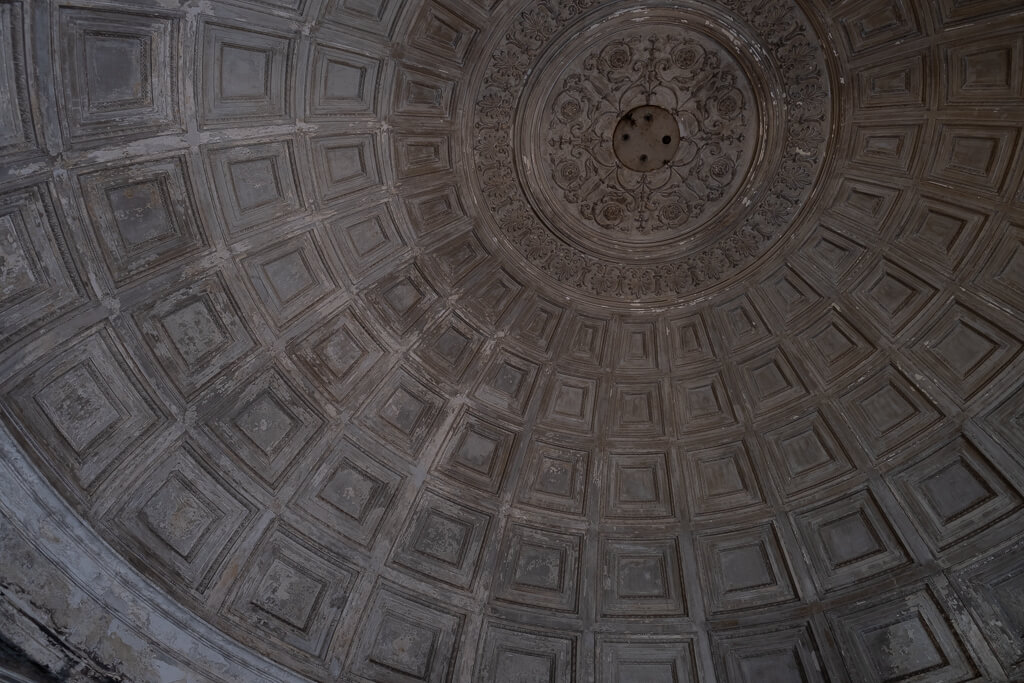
[1,0,1024,681]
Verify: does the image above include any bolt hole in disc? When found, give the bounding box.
[613,105,681,172]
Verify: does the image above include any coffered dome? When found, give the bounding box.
[1,0,1024,680]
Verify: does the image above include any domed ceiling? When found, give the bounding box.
[1,0,1024,680]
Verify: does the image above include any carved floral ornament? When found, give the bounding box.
[546,32,753,235]
[471,0,832,302]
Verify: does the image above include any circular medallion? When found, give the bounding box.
[468,0,833,304]
[532,25,758,251]
[612,106,681,172]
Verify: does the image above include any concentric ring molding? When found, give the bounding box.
[467,0,836,306]
[524,12,763,250]
[1,0,1024,681]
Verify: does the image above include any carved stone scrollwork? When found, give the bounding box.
[546,33,752,235]
[470,0,833,303]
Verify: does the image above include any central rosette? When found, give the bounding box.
[468,1,831,302]
[544,33,754,237]
[612,105,681,173]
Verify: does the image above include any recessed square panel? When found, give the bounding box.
[759,265,824,324]
[434,410,516,494]
[199,21,292,127]
[853,258,939,336]
[288,306,387,405]
[599,537,686,618]
[221,523,357,676]
[667,311,717,368]
[737,345,810,417]
[393,63,456,119]
[831,178,902,233]
[944,33,1024,104]
[796,305,877,385]
[410,312,483,382]
[351,585,464,682]
[838,0,922,55]
[687,439,766,519]
[714,293,773,353]
[365,263,439,337]
[393,134,452,179]
[474,349,541,420]
[5,325,167,498]
[512,295,565,353]
[493,523,581,613]
[289,436,403,548]
[57,7,180,143]
[890,435,1023,551]
[307,43,381,119]
[356,367,446,459]
[478,622,576,683]
[615,320,659,370]
[134,273,256,398]
[599,636,700,683]
[910,301,1022,400]
[205,139,303,239]
[203,366,325,491]
[105,440,256,594]
[841,364,946,459]
[713,622,836,682]
[541,372,599,433]
[927,124,1020,196]
[321,0,406,37]
[516,439,590,517]
[424,230,489,285]
[403,183,469,238]
[320,203,406,281]
[696,522,799,614]
[603,451,675,521]
[390,488,491,590]
[0,183,86,349]
[241,230,337,329]
[0,2,38,157]
[854,54,926,111]
[829,585,981,681]
[763,409,857,499]
[793,486,911,592]
[459,267,524,326]
[849,123,922,173]
[672,370,738,434]
[309,134,382,205]
[410,0,478,66]
[78,156,208,286]
[801,220,867,280]
[610,381,666,438]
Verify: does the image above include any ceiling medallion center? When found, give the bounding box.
[545,32,753,238]
[469,0,832,304]
[612,105,681,173]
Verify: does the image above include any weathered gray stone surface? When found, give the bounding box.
[1,0,1024,680]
